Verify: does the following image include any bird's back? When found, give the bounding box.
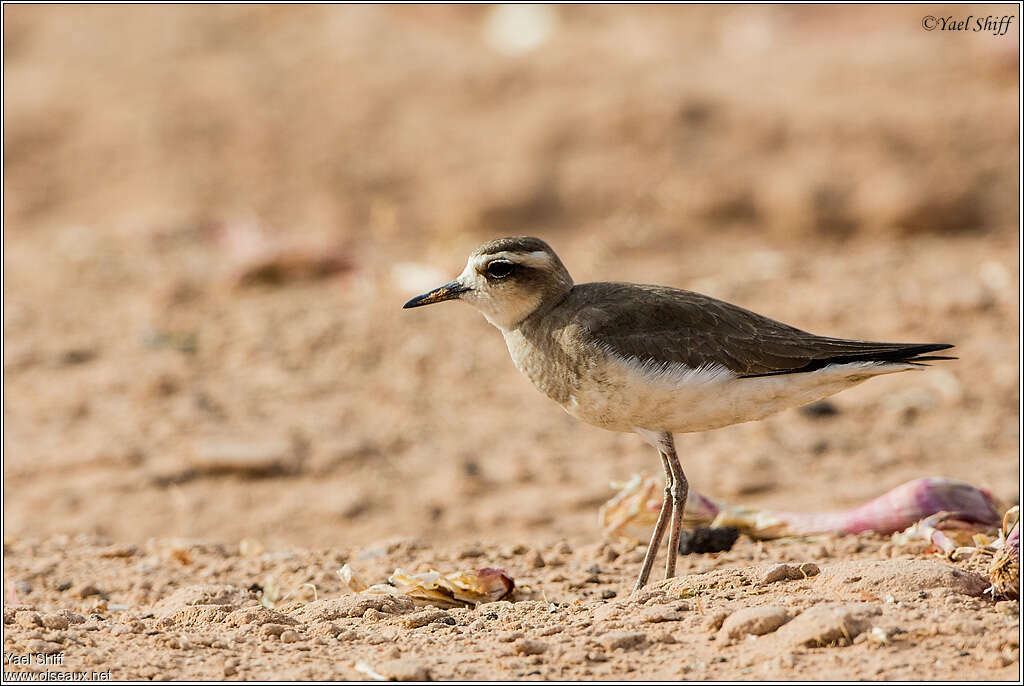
[509,281,953,433]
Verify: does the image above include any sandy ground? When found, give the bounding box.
[3,5,1020,681]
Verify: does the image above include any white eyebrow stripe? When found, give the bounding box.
[472,250,552,271]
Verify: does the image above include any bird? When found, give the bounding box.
[402,236,954,591]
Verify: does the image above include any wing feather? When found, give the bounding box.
[568,283,953,377]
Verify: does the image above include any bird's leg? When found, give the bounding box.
[661,433,688,580]
[633,450,673,592]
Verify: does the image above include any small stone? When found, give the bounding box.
[776,603,876,647]
[16,611,43,628]
[169,635,193,650]
[279,630,301,643]
[56,610,86,625]
[761,564,799,584]
[457,544,486,559]
[630,588,665,604]
[527,550,546,568]
[800,400,839,418]
[260,623,288,638]
[223,659,239,677]
[640,607,683,623]
[40,613,70,631]
[402,609,449,629]
[599,631,646,651]
[308,622,342,638]
[375,658,431,681]
[719,606,792,639]
[189,438,299,476]
[678,526,740,555]
[513,638,548,656]
[600,590,616,600]
[497,631,524,642]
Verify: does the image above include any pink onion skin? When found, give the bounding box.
[1006,521,1020,561]
[765,477,1001,536]
[631,477,1001,540]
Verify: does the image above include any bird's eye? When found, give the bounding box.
[486,260,516,279]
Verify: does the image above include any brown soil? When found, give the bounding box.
[3,5,1020,681]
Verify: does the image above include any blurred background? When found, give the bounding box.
[3,5,1019,551]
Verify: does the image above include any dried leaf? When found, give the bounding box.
[338,565,514,608]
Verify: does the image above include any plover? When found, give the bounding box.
[403,237,954,590]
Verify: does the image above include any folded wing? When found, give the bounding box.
[571,283,954,378]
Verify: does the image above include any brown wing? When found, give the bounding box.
[569,283,953,377]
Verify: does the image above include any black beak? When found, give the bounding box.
[402,281,471,309]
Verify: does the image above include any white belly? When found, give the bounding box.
[565,355,915,434]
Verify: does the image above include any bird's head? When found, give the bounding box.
[402,236,574,330]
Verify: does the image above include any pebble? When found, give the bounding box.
[16,611,42,628]
[640,607,684,623]
[776,603,875,647]
[260,623,288,638]
[719,606,792,639]
[375,658,431,681]
[188,438,299,476]
[497,631,524,642]
[631,588,665,604]
[279,630,301,643]
[402,609,450,629]
[599,631,646,651]
[513,638,548,656]
[761,563,820,584]
[223,659,239,676]
[307,622,342,638]
[168,635,193,650]
[57,610,86,624]
[527,550,546,568]
[40,613,70,630]
[678,526,740,554]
